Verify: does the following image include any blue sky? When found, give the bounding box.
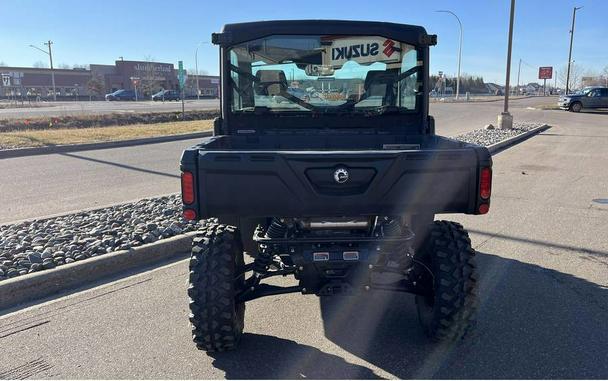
[0,0,606,85]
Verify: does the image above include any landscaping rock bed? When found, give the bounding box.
[452,122,544,147]
[0,110,219,132]
[0,195,205,282]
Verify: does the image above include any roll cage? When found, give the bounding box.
[211,20,437,135]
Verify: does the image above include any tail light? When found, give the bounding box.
[479,167,492,200]
[183,209,197,220]
[181,171,195,204]
[478,203,490,214]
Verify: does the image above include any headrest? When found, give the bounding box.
[255,70,288,96]
[364,70,397,90]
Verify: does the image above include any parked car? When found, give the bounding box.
[105,89,137,101]
[152,89,181,101]
[559,86,608,112]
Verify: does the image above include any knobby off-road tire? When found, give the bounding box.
[188,224,246,352]
[415,220,478,341]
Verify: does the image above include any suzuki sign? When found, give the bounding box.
[325,37,402,67]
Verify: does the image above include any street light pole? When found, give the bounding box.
[498,0,516,129]
[436,10,463,100]
[195,42,210,100]
[516,58,521,95]
[566,6,583,95]
[29,40,57,101]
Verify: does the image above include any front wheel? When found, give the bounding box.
[415,220,478,341]
[570,102,582,112]
[188,224,246,352]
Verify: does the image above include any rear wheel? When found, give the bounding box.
[188,223,246,352]
[570,102,582,112]
[415,220,478,341]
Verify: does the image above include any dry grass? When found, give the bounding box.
[0,120,213,149]
[535,104,561,110]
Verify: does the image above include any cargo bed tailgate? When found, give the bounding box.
[183,146,491,218]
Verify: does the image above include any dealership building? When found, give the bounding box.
[0,60,219,99]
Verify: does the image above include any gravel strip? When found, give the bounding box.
[452,122,544,146]
[0,195,205,282]
[0,121,545,283]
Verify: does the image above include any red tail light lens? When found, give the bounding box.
[183,209,197,220]
[181,171,195,204]
[478,203,490,214]
[479,167,492,200]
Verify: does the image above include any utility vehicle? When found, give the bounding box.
[180,20,492,352]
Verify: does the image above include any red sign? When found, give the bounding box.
[539,67,553,80]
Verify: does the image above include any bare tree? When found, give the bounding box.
[559,63,584,91]
[58,63,71,69]
[185,74,198,97]
[0,61,6,67]
[33,60,49,68]
[138,55,162,99]
[87,74,105,100]
[188,67,209,76]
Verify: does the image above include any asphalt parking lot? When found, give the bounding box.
[0,106,606,378]
[0,99,219,119]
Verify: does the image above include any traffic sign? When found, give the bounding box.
[178,61,185,89]
[539,67,553,80]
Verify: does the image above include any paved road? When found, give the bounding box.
[0,99,219,119]
[0,119,606,378]
[1,96,606,224]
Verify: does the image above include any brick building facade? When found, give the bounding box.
[0,60,219,100]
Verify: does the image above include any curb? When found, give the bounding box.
[487,124,550,154]
[431,95,539,104]
[0,130,212,159]
[0,232,197,311]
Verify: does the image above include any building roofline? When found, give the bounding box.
[0,66,90,73]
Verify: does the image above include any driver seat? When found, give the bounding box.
[361,70,398,105]
[255,70,288,96]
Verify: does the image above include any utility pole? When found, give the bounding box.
[554,70,557,91]
[29,40,57,101]
[436,10,463,100]
[516,58,522,95]
[45,41,56,102]
[566,6,583,95]
[195,42,210,100]
[499,0,516,129]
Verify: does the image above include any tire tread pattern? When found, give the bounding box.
[188,223,245,352]
[416,220,478,341]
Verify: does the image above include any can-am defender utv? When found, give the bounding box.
[180,20,492,352]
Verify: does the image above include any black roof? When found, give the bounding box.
[214,20,436,47]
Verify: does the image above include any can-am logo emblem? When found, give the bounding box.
[334,167,349,184]
[383,39,396,57]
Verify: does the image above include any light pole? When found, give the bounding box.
[516,58,523,95]
[195,42,210,100]
[566,6,583,95]
[498,0,516,129]
[29,40,56,101]
[436,10,463,100]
